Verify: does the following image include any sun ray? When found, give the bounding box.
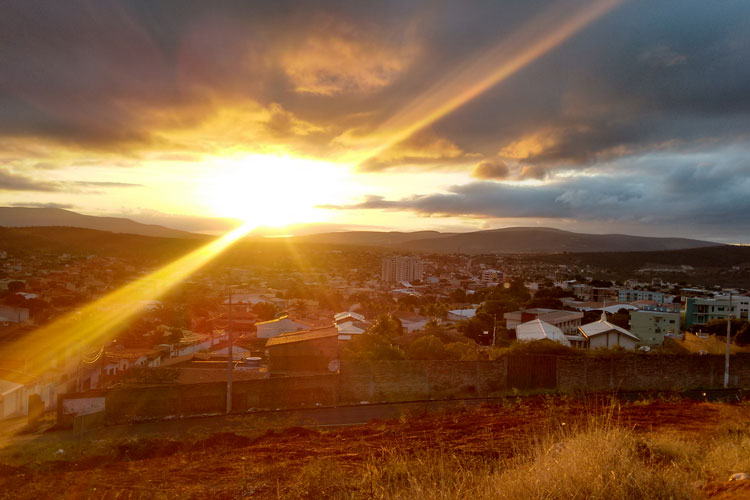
[0,223,255,386]
[346,0,622,167]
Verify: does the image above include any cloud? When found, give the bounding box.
[0,168,61,191]
[71,181,143,188]
[638,45,687,68]
[9,202,75,209]
[321,146,750,237]
[471,159,510,180]
[357,129,469,171]
[279,14,418,95]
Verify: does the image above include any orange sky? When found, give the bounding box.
[2,0,750,242]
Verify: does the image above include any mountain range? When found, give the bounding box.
[0,207,722,254]
[0,207,203,239]
[299,227,721,254]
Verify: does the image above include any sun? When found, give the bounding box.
[204,154,346,227]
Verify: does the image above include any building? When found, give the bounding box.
[265,326,339,373]
[578,312,640,350]
[255,316,308,339]
[381,256,425,283]
[618,289,666,303]
[0,305,29,324]
[504,309,583,335]
[684,296,750,329]
[629,310,680,345]
[481,269,503,282]
[515,319,571,346]
[592,287,618,303]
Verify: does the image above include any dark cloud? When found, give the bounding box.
[322,147,750,240]
[472,159,509,180]
[0,168,61,191]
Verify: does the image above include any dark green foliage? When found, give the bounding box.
[339,333,405,360]
[251,301,277,321]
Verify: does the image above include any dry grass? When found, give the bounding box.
[283,400,750,500]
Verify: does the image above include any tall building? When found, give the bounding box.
[629,310,680,345]
[381,256,424,283]
[684,296,750,329]
[618,289,666,303]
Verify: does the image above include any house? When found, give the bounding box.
[0,305,29,324]
[504,309,583,335]
[447,308,477,321]
[578,312,640,350]
[515,319,571,346]
[629,310,680,345]
[395,312,429,333]
[265,326,339,373]
[255,315,308,339]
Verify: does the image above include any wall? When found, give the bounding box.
[339,359,508,402]
[56,354,750,425]
[102,374,338,423]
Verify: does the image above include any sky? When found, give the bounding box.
[1,0,749,242]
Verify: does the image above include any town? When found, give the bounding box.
[1,240,748,424]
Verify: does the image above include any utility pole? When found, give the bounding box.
[492,314,497,347]
[724,293,732,388]
[226,281,233,413]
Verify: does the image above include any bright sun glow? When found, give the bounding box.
[205,154,348,227]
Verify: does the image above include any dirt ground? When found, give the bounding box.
[1,396,749,499]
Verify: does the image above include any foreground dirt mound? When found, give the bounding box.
[0,398,747,499]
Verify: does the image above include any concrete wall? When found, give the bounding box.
[56,354,750,425]
[338,359,508,402]
[102,374,339,423]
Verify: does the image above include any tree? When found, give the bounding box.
[450,288,467,303]
[445,341,479,360]
[251,302,277,321]
[368,313,403,339]
[340,334,404,360]
[406,335,449,360]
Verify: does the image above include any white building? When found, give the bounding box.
[618,289,666,303]
[381,256,425,283]
[515,319,571,346]
[578,312,640,350]
[256,316,308,339]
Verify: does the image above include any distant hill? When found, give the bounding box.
[0,226,204,261]
[0,207,203,239]
[532,244,750,270]
[298,230,454,247]
[299,227,720,254]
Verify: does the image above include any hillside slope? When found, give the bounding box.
[0,207,202,239]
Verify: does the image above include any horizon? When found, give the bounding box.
[0,205,739,245]
[2,0,750,245]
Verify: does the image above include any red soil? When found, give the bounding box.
[1,397,748,499]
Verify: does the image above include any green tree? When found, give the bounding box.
[340,334,404,360]
[251,301,277,321]
[368,313,403,339]
[406,335,448,360]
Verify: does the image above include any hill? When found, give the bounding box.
[298,230,453,247]
[0,207,203,239]
[532,244,750,270]
[0,226,204,261]
[300,227,720,254]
